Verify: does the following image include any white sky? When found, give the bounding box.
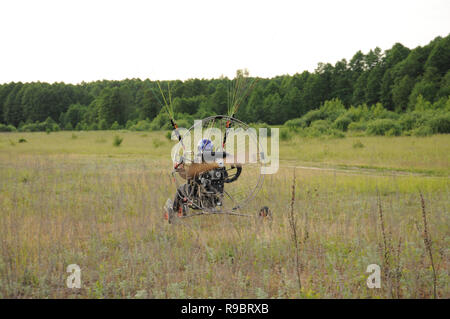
[0,0,449,84]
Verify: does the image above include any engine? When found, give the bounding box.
[199,167,228,195]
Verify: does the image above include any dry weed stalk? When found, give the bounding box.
[394,236,403,299]
[419,192,437,299]
[377,190,393,297]
[288,168,302,292]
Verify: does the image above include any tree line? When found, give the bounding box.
[0,34,449,133]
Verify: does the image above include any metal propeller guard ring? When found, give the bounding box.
[170,115,266,217]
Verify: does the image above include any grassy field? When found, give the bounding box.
[0,131,448,298]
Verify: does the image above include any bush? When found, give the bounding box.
[320,98,346,120]
[412,126,433,137]
[113,135,123,147]
[346,104,370,122]
[0,124,17,132]
[333,115,352,131]
[300,99,346,127]
[310,120,330,134]
[249,123,272,137]
[399,112,422,131]
[302,109,324,126]
[41,117,60,132]
[150,112,171,131]
[18,138,27,143]
[125,120,135,130]
[385,128,399,137]
[284,118,306,129]
[427,113,450,133]
[110,121,121,130]
[175,119,192,130]
[20,122,43,132]
[130,120,151,131]
[328,129,345,138]
[280,128,292,141]
[75,123,83,131]
[370,103,392,120]
[353,140,364,148]
[348,121,367,132]
[366,119,401,136]
[98,119,108,130]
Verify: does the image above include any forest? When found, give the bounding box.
[0,34,449,136]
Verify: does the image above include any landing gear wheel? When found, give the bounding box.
[163,198,175,224]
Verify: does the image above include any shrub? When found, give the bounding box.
[249,123,272,137]
[18,138,27,143]
[300,101,346,126]
[353,140,364,148]
[329,129,345,138]
[399,112,422,131]
[20,122,43,132]
[427,113,450,133]
[302,109,324,126]
[385,128,399,137]
[284,118,306,129]
[52,123,60,131]
[125,120,135,130]
[0,124,17,132]
[280,128,292,141]
[431,97,449,110]
[346,104,370,122]
[318,98,346,122]
[366,119,401,136]
[130,120,151,131]
[333,115,352,131]
[75,123,83,131]
[412,126,433,137]
[310,120,330,134]
[175,119,192,129]
[41,117,60,132]
[98,119,108,130]
[113,135,123,147]
[402,130,412,136]
[110,121,121,130]
[150,112,171,131]
[413,94,433,112]
[348,121,367,132]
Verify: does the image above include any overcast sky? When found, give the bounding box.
[0,0,449,84]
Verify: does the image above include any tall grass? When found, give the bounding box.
[0,131,448,298]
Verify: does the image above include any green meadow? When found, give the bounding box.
[0,131,448,298]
